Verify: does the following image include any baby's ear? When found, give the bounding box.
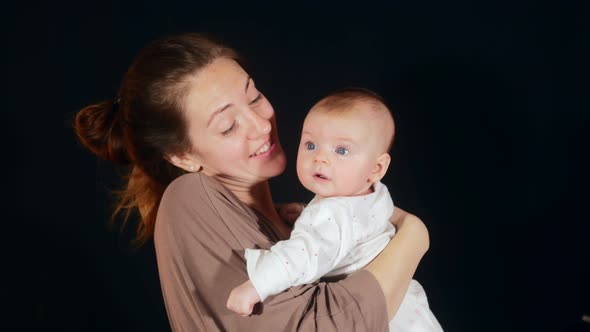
[369,153,391,184]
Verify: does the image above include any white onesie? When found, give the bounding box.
[246,181,443,331]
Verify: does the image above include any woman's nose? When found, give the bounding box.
[246,110,271,138]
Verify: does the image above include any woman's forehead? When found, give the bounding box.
[183,58,249,120]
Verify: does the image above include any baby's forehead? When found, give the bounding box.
[309,102,390,124]
[305,108,384,135]
[306,103,394,151]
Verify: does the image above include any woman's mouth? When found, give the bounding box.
[250,140,275,158]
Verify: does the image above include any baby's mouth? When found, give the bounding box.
[314,173,329,180]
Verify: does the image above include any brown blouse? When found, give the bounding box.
[154,172,389,331]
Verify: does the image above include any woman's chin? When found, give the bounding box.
[260,148,287,179]
[270,151,287,176]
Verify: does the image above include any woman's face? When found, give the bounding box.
[180,58,286,186]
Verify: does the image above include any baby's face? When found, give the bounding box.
[296,106,386,198]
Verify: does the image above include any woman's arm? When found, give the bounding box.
[364,207,430,319]
[157,174,392,331]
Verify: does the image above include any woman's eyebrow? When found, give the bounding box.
[207,76,252,128]
[245,75,251,92]
[207,104,232,128]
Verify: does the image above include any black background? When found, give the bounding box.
[10,1,589,331]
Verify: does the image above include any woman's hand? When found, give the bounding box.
[364,207,430,320]
[275,202,306,225]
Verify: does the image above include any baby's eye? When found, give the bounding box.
[335,147,349,155]
[306,142,316,150]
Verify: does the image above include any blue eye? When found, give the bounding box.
[336,147,349,155]
[306,142,316,150]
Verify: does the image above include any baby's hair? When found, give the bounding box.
[313,87,395,152]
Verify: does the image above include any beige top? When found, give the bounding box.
[154,172,389,331]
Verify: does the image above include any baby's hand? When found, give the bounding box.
[276,202,306,225]
[226,280,261,316]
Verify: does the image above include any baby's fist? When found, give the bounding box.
[226,280,261,316]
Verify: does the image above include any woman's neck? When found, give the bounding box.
[215,175,292,240]
[254,184,282,222]
[217,177,281,224]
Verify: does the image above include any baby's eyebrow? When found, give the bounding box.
[334,137,356,144]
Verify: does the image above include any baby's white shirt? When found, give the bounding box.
[246,181,395,301]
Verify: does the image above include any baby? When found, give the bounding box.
[227,88,443,331]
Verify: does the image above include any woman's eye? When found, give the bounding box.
[306,142,316,150]
[336,147,349,155]
[250,93,263,104]
[222,122,236,136]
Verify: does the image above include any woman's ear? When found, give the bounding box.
[166,153,202,173]
[368,153,391,184]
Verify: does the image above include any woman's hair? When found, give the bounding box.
[74,33,239,246]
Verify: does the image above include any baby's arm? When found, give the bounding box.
[226,201,306,316]
[227,201,354,316]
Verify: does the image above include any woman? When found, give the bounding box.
[74,32,430,331]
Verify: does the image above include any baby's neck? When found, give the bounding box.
[316,183,375,199]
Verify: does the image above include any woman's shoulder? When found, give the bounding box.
[165,172,213,192]
[162,172,227,204]
[156,173,242,243]
[158,172,250,223]
[157,173,227,225]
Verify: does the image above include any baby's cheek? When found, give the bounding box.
[295,165,305,185]
[295,156,307,174]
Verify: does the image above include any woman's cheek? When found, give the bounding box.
[222,138,249,161]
